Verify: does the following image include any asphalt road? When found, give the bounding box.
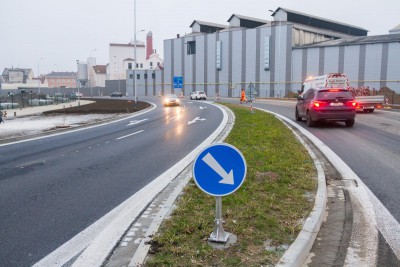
[0,97,223,267]
[246,99,400,223]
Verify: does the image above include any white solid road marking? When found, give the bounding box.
[202,152,234,185]
[127,118,148,126]
[116,130,144,140]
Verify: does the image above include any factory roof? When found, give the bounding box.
[271,7,368,36]
[295,33,400,49]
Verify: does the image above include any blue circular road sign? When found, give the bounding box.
[193,143,247,197]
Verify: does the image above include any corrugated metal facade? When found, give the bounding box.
[127,22,400,97]
[158,24,291,98]
[293,40,400,92]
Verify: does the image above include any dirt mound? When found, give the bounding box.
[379,87,400,105]
[43,98,151,114]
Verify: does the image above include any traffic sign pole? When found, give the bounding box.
[209,196,229,242]
[193,143,247,244]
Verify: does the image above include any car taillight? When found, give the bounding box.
[311,101,326,108]
[345,101,357,107]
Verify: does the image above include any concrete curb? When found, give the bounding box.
[127,102,235,266]
[255,108,327,267]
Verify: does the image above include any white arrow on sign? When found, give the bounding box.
[188,117,206,125]
[202,152,234,185]
[127,118,148,126]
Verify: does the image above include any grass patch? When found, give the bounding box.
[146,103,317,266]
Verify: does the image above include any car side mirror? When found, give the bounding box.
[297,96,304,101]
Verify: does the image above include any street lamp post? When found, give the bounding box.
[133,0,144,103]
[21,90,25,108]
[114,56,120,92]
[30,91,33,106]
[76,60,81,106]
[8,92,14,109]
[90,49,97,97]
[37,57,44,104]
[54,64,60,95]
[133,28,145,101]
[268,10,281,98]
[134,0,138,103]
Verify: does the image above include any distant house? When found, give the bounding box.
[143,51,163,70]
[1,68,47,90]
[2,68,34,83]
[45,71,77,88]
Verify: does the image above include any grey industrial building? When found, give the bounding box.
[127,7,400,98]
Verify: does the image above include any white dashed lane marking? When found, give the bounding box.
[116,130,144,140]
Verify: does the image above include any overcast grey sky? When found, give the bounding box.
[1,0,399,76]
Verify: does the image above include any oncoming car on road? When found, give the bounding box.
[295,87,357,127]
[163,94,180,106]
[190,91,207,100]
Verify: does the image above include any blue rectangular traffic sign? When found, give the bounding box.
[173,76,183,89]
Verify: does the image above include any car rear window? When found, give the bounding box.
[317,90,352,100]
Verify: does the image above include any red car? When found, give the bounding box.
[295,88,357,127]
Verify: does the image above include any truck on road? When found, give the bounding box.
[352,95,385,112]
[300,73,385,112]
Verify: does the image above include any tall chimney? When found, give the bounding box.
[146,31,153,60]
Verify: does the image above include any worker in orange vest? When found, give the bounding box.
[240,88,246,103]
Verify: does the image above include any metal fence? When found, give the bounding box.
[0,91,77,110]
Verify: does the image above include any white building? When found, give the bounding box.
[108,31,164,82]
[108,41,146,80]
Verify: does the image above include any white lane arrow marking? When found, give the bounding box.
[188,117,206,125]
[127,118,148,126]
[199,106,207,110]
[202,152,234,185]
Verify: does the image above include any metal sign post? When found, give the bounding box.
[193,143,247,244]
[209,196,229,242]
[246,82,257,113]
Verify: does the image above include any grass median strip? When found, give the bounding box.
[146,103,317,266]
